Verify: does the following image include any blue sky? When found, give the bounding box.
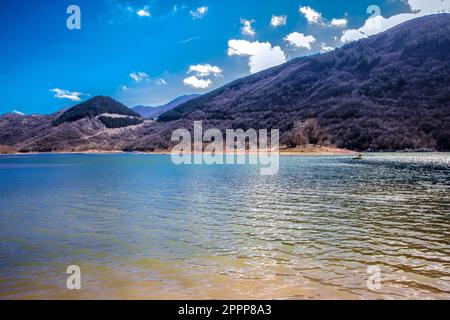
[0,0,447,115]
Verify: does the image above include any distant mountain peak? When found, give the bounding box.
[132,94,201,119]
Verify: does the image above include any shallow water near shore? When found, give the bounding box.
[0,153,449,299]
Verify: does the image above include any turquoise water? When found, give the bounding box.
[0,153,449,299]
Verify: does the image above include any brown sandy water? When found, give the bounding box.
[0,153,449,299]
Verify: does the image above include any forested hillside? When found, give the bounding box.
[159,14,450,151]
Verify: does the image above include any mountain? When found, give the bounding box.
[132,105,155,118]
[0,96,149,152]
[1,14,450,153]
[132,94,201,119]
[159,14,450,151]
[52,96,141,126]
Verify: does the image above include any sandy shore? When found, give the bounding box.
[1,146,356,156]
[279,146,356,155]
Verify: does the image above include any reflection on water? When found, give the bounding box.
[0,153,449,299]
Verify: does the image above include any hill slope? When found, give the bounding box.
[0,97,149,152]
[52,96,141,126]
[0,113,56,146]
[159,14,450,151]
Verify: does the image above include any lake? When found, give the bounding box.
[0,153,449,299]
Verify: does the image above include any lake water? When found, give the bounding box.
[0,153,449,299]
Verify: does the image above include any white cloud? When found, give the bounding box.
[50,88,85,102]
[341,13,415,43]
[341,29,367,43]
[320,43,334,53]
[284,32,316,50]
[408,0,450,13]
[188,64,223,77]
[299,6,323,24]
[183,76,212,89]
[227,39,286,74]
[13,110,25,115]
[330,18,348,27]
[130,72,150,83]
[179,35,201,44]
[241,18,256,36]
[136,6,151,17]
[190,6,208,19]
[128,74,166,86]
[122,85,128,91]
[183,64,222,89]
[271,15,287,27]
[341,1,450,43]
[155,78,167,85]
[299,6,349,28]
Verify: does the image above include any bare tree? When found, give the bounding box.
[281,131,299,148]
[282,119,329,147]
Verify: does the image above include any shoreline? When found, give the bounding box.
[2,146,448,157]
[1,147,356,156]
[3,150,449,157]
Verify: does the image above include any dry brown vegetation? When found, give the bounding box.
[0,145,16,154]
[281,119,330,148]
